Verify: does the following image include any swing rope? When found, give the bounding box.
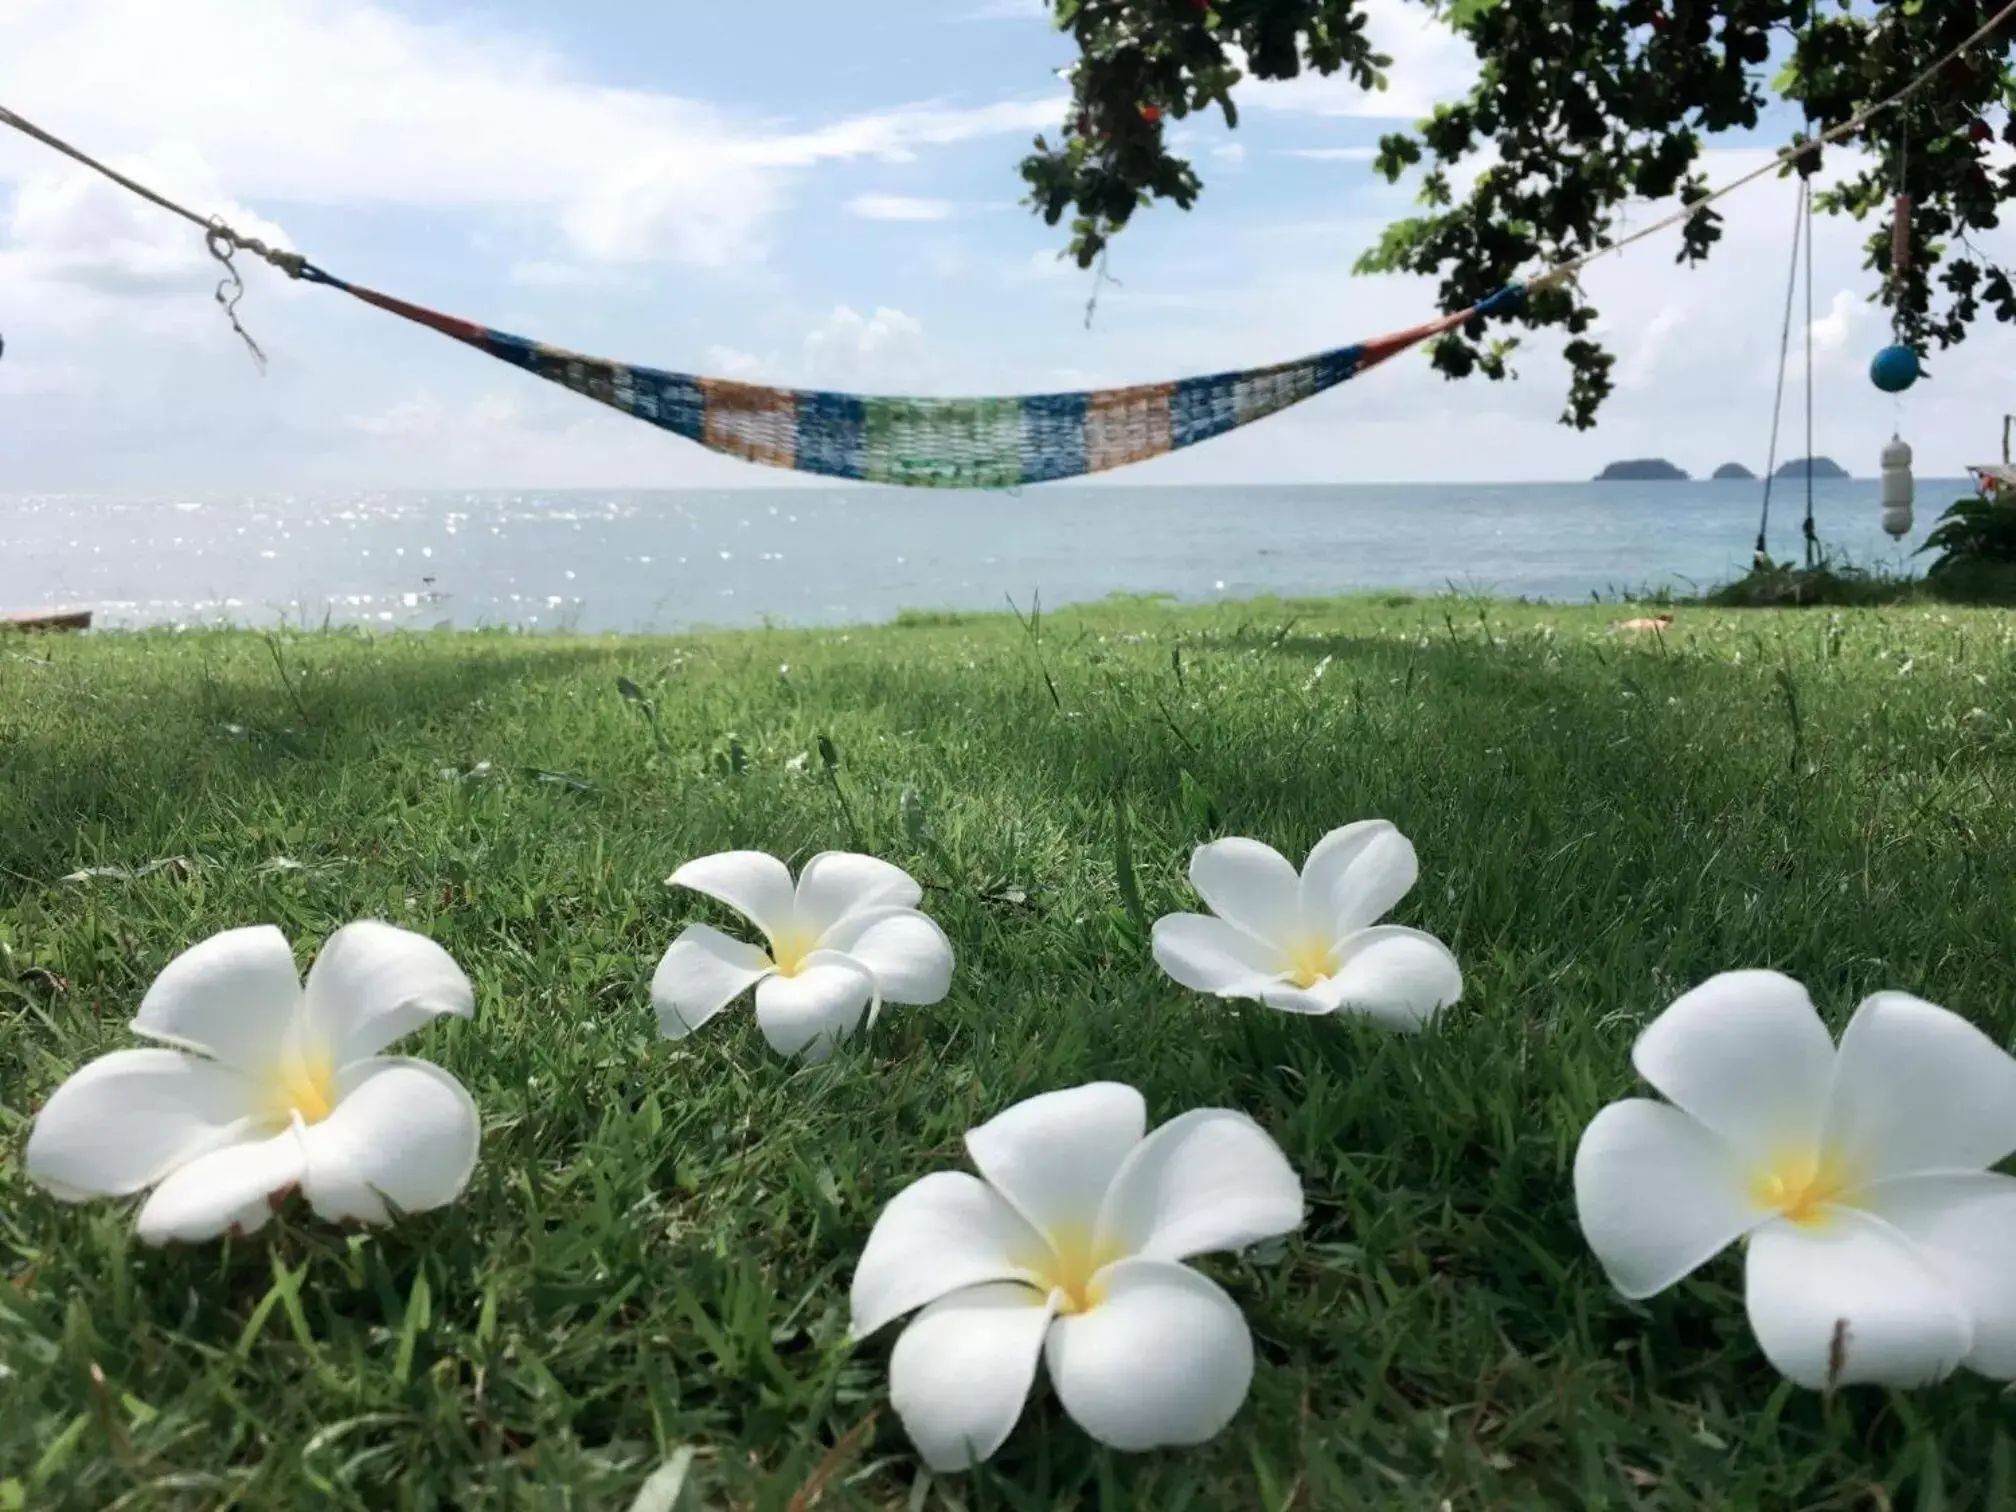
[1757,176,1808,567]
[1802,161,1817,569]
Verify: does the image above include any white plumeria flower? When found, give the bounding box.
[24,921,480,1245]
[652,850,953,1063]
[1149,820,1462,1028]
[850,1082,1303,1471]
[1575,970,2016,1389]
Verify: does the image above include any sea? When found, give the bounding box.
[0,478,1972,634]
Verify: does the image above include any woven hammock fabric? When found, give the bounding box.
[305,268,1522,489]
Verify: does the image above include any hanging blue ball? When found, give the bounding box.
[1870,343,1921,393]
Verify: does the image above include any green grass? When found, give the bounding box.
[4,592,2016,1509]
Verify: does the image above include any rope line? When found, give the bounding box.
[1802,167,1816,568]
[1757,176,1808,566]
[0,102,318,365]
[0,105,309,280]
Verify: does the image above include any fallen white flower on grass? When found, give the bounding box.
[653,850,953,1062]
[25,921,480,1244]
[850,1082,1303,1470]
[1575,970,2016,1389]
[1150,820,1463,1028]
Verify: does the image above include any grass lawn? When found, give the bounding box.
[4,592,2016,1509]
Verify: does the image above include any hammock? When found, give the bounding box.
[305,267,1524,489]
[3,0,1994,491]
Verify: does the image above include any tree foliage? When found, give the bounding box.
[1018,0,2016,427]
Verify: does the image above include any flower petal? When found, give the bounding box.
[1631,970,1836,1163]
[851,1171,1049,1339]
[1823,991,2016,1185]
[822,907,953,1007]
[1186,837,1300,945]
[753,957,874,1062]
[24,1048,260,1199]
[134,1131,306,1244]
[1044,1258,1254,1452]
[965,1082,1147,1245]
[651,923,773,1039]
[1862,1172,2016,1379]
[295,1057,481,1225]
[1572,1098,1768,1299]
[668,850,797,939]
[795,851,923,940]
[1254,981,1343,1015]
[887,1282,1056,1472]
[128,924,302,1074]
[1150,913,1283,997]
[1326,925,1463,1031]
[1744,1210,1972,1388]
[302,920,475,1066]
[1095,1109,1303,1263]
[1299,819,1418,935]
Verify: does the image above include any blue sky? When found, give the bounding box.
[1,0,2010,489]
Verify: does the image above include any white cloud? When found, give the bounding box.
[653,306,934,394]
[348,392,471,440]
[0,143,293,312]
[1283,146,1379,161]
[705,344,765,378]
[1807,287,1862,358]
[1615,303,1686,392]
[960,0,1050,18]
[1240,0,1479,121]
[846,194,957,222]
[506,260,630,289]
[1211,143,1248,167]
[331,385,764,488]
[0,0,1062,272]
[802,305,929,388]
[0,354,89,397]
[953,0,1473,121]
[1019,247,1079,281]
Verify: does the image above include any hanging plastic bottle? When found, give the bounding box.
[1880,434,1914,538]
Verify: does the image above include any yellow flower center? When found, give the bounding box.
[767,926,820,978]
[1016,1223,1126,1316]
[1752,1146,1857,1229]
[265,1046,338,1128]
[1278,933,1339,991]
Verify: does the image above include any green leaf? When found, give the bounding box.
[392,1269,432,1386]
[1112,794,1148,946]
[1445,0,1503,25]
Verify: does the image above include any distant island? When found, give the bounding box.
[1595,458,1689,481]
[1771,456,1849,480]
[1712,462,1757,480]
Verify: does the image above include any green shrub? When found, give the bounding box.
[1918,491,2016,575]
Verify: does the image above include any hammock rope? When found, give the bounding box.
[4,0,2012,487]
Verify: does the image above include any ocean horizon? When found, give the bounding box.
[1,477,1972,633]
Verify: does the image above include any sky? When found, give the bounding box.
[0,0,2009,490]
